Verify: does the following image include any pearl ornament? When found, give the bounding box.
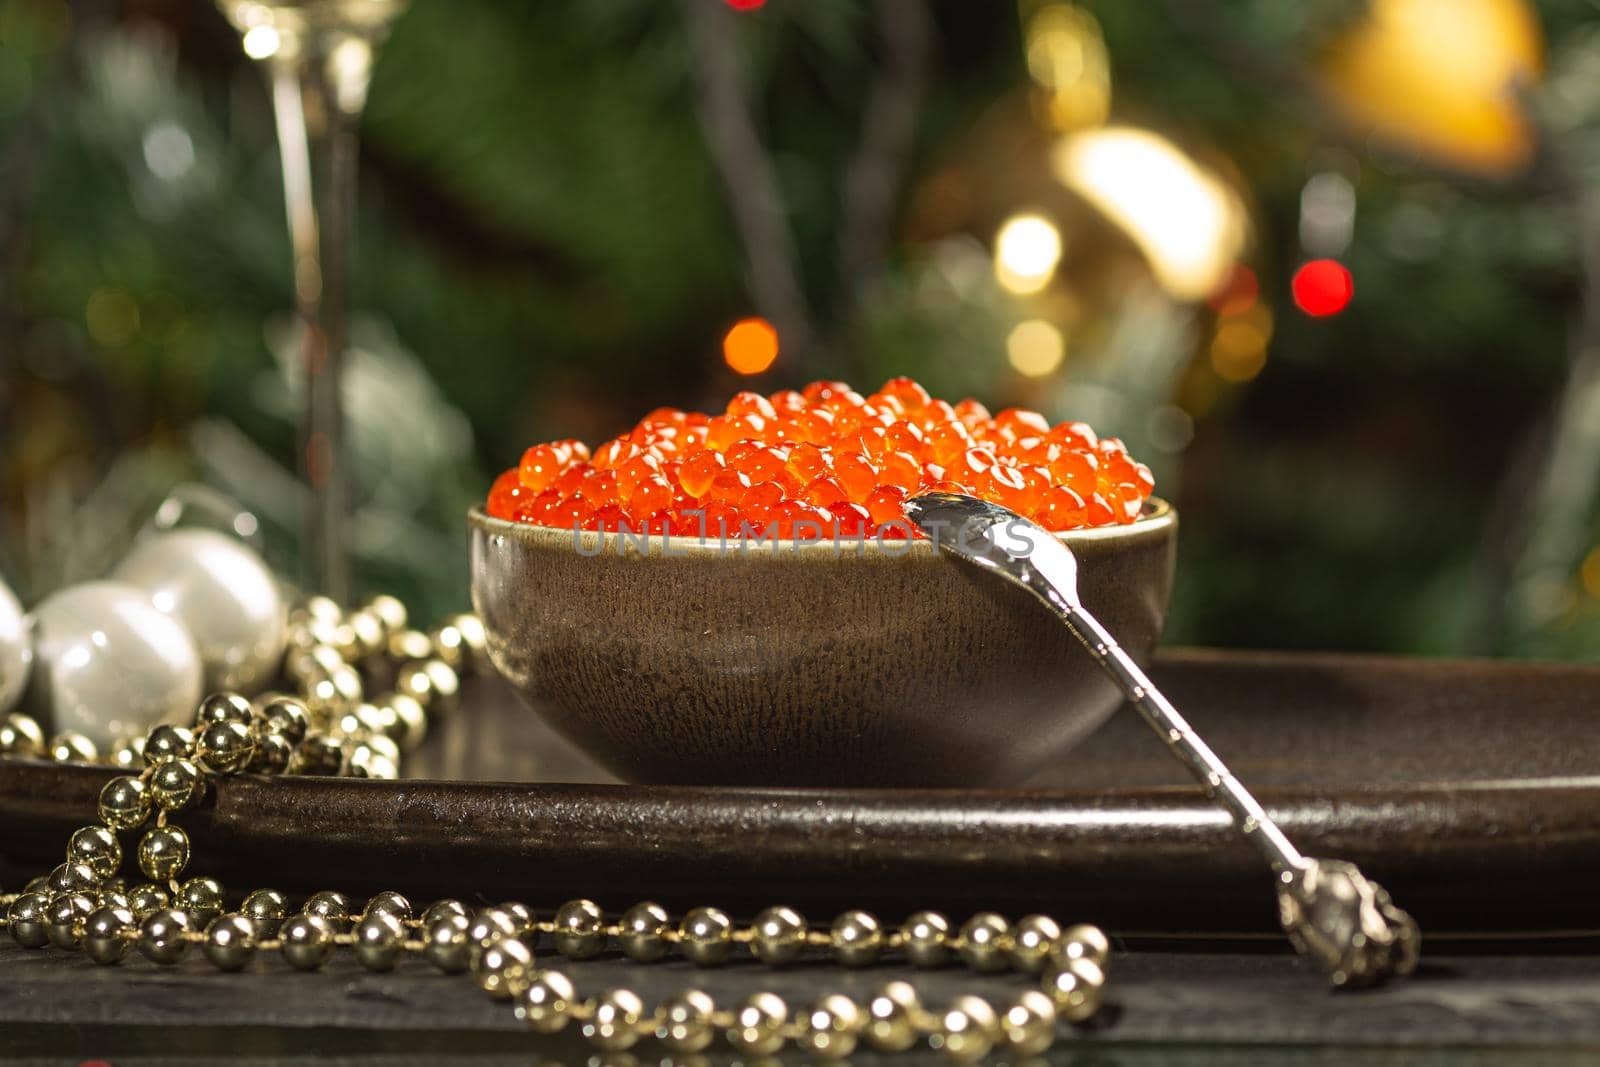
[113,529,286,693]
[0,578,29,715]
[29,581,201,751]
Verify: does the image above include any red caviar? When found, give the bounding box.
[486,378,1155,537]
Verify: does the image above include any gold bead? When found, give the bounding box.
[830,909,883,966]
[45,891,96,948]
[467,908,519,946]
[68,825,122,880]
[256,696,310,744]
[386,692,428,751]
[394,662,435,706]
[98,776,151,831]
[127,883,170,920]
[423,659,460,710]
[350,701,393,737]
[345,742,394,780]
[347,743,398,781]
[470,935,533,1000]
[289,731,345,776]
[343,610,386,661]
[450,613,487,667]
[142,726,193,767]
[617,901,670,962]
[366,594,408,637]
[585,988,646,1051]
[516,969,578,1033]
[354,911,406,971]
[750,905,807,965]
[84,904,135,964]
[204,913,256,971]
[330,707,371,743]
[938,995,999,1062]
[47,861,98,894]
[364,890,412,921]
[280,913,334,970]
[310,625,350,667]
[179,877,225,922]
[303,595,342,624]
[1055,923,1111,969]
[800,993,864,1059]
[150,758,205,811]
[138,907,193,964]
[387,628,433,663]
[247,731,293,774]
[902,910,951,967]
[657,989,716,1051]
[195,692,253,728]
[109,737,146,770]
[301,672,355,719]
[143,724,195,765]
[0,713,46,756]
[553,898,605,959]
[957,912,1010,973]
[242,889,288,935]
[726,991,788,1054]
[865,982,921,1052]
[493,900,532,935]
[361,731,401,765]
[138,825,190,881]
[50,731,98,763]
[678,906,732,966]
[423,911,472,973]
[303,890,353,927]
[421,899,468,925]
[1000,990,1058,1055]
[1009,914,1062,973]
[7,891,51,948]
[197,720,254,774]
[430,616,486,671]
[1040,957,1104,1023]
[291,644,343,681]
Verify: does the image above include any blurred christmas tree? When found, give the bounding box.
[1,0,1597,660]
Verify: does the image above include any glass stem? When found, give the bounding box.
[267,50,360,605]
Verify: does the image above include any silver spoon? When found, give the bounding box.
[904,492,1420,988]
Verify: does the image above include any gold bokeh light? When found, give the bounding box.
[994,213,1063,296]
[1007,319,1067,377]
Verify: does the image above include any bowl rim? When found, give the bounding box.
[469,497,1175,558]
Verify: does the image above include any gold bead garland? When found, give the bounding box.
[0,598,1111,1058]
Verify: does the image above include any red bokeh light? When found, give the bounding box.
[724,0,766,9]
[1292,259,1354,317]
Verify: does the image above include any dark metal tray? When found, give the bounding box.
[3,650,1597,933]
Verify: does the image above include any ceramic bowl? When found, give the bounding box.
[469,502,1176,787]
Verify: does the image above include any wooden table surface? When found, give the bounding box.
[3,939,1600,1063]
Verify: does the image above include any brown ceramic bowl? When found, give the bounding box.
[469,501,1176,787]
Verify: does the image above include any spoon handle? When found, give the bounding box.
[1056,602,1420,987]
[1058,606,1304,871]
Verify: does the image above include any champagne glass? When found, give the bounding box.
[215,0,407,604]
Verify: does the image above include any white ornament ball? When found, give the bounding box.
[29,581,202,751]
[114,529,287,694]
[0,577,30,715]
